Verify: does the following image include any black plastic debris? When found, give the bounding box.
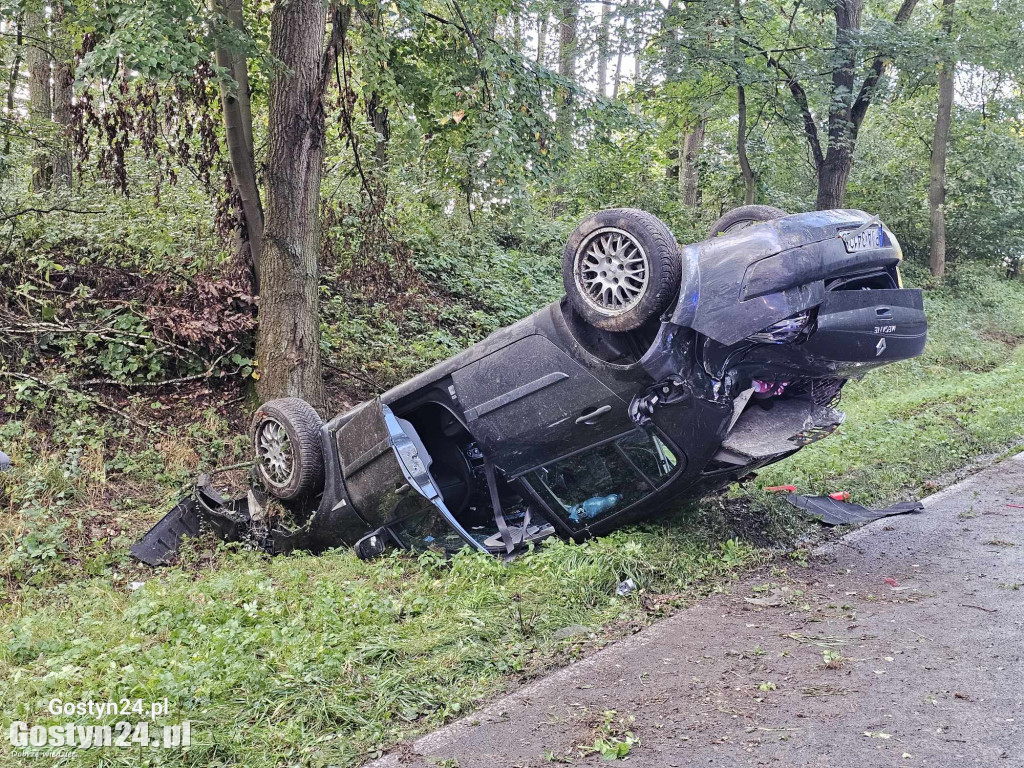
[785,494,924,526]
[129,497,203,566]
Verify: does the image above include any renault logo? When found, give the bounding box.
[876,337,887,356]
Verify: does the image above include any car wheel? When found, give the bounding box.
[707,205,787,238]
[250,398,325,500]
[563,208,681,332]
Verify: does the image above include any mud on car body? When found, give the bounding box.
[132,206,927,565]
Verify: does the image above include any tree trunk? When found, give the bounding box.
[556,0,577,135]
[216,0,263,292]
[536,13,547,66]
[597,0,610,96]
[612,39,623,98]
[929,0,955,279]
[4,17,23,161]
[681,117,705,207]
[255,0,334,412]
[737,85,755,204]
[228,3,255,160]
[51,4,72,188]
[366,90,390,170]
[814,149,853,210]
[25,7,52,191]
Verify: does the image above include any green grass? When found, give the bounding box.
[1,263,1022,767]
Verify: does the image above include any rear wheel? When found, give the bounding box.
[707,205,787,238]
[250,398,325,500]
[562,208,681,332]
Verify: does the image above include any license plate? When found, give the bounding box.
[842,225,882,253]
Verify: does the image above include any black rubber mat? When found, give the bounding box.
[785,494,924,526]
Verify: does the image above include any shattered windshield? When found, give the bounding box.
[527,430,679,530]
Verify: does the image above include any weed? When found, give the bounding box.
[578,711,639,761]
[822,649,847,669]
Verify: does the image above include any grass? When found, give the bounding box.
[1,263,1022,767]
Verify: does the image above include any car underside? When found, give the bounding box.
[132,205,927,566]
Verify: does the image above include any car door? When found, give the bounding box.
[450,334,633,476]
[334,398,485,553]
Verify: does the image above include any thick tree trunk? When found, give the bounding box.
[216,0,263,291]
[597,0,610,96]
[929,0,955,279]
[25,8,52,191]
[815,0,862,210]
[255,0,332,412]
[737,85,755,204]
[681,117,705,207]
[51,4,72,188]
[815,149,853,210]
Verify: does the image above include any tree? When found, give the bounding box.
[596,0,610,95]
[214,0,263,291]
[254,0,345,412]
[25,4,51,191]
[749,0,921,209]
[929,0,955,278]
[556,0,577,135]
[3,14,23,161]
[681,117,705,206]
[736,85,755,204]
[51,2,73,188]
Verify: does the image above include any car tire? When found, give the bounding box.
[250,398,325,500]
[563,208,681,332]
[707,205,787,238]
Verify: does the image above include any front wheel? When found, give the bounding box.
[250,398,325,500]
[562,208,681,332]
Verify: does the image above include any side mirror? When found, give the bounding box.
[354,529,390,560]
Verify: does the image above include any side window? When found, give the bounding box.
[619,430,677,483]
[527,430,679,530]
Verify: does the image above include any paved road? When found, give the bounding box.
[371,453,1024,767]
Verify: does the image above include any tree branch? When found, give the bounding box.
[851,0,921,131]
[740,37,823,168]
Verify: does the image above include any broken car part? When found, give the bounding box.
[784,494,925,526]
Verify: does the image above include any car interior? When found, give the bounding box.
[396,399,554,551]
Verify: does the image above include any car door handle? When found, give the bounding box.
[576,405,612,425]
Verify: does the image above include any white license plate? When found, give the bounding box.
[842,225,882,253]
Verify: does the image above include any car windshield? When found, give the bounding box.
[526,430,679,530]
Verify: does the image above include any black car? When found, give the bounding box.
[133,205,927,564]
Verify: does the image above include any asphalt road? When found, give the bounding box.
[370,452,1024,767]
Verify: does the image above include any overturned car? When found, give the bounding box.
[133,205,927,564]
